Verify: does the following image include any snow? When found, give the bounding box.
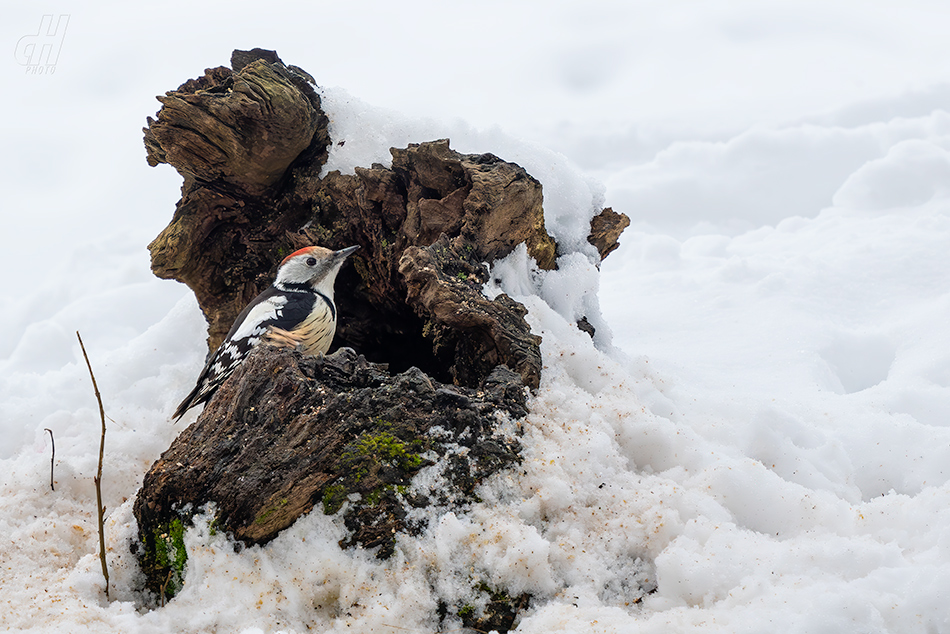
[4,2,950,632]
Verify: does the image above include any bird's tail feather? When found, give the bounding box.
[172,383,203,421]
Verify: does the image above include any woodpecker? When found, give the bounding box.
[172,244,359,421]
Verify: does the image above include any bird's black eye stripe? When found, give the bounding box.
[306,257,317,266]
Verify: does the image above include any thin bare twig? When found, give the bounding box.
[160,569,172,608]
[77,331,110,600]
[44,428,55,491]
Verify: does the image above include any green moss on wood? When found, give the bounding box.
[151,518,188,600]
[341,428,423,483]
[321,484,347,515]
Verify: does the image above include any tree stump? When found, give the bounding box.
[135,48,629,629]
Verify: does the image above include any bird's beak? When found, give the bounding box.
[336,245,360,259]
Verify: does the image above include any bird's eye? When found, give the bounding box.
[306,257,317,266]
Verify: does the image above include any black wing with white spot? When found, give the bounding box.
[172,287,317,420]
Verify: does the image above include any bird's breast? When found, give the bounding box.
[290,302,337,356]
